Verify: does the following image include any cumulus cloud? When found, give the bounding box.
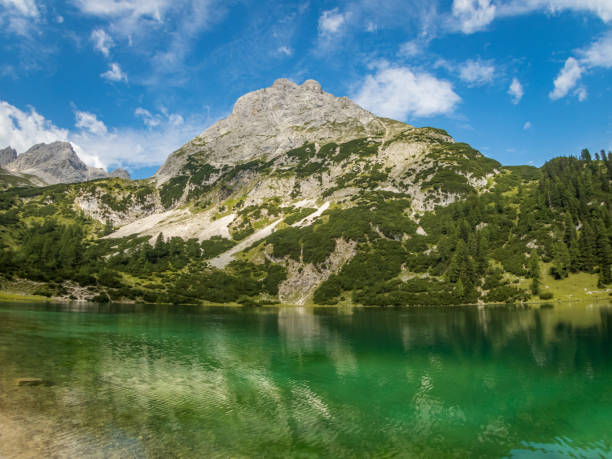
[0,0,40,35]
[134,108,160,127]
[399,40,422,57]
[72,0,167,22]
[0,99,208,170]
[135,107,184,129]
[72,113,204,169]
[498,0,612,23]
[277,46,293,57]
[318,8,348,35]
[74,0,224,86]
[91,29,114,57]
[101,62,128,82]
[549,31,612,101]
[0,0,38,17]
[549,57,584,100]
[575,86,587,101]
[353,64,461,119]
[75,110,108,136]
[449,0,612,36]
[548,32,612,101]
[0,100,68,153]
[508,77,524,104]
[578,31,612,67]
[458,59,495,85]
[451,0,496,34]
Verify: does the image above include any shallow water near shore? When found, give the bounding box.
[0,301,611,457]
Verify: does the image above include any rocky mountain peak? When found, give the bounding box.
[6,141,88,184]
[109,168,131,180]
[0,146,17,167]
[5,141,130,185]
[155,78,399,183]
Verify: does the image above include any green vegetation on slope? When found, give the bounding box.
[0,147,610,307]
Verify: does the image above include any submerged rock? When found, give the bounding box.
[15,377,52,387]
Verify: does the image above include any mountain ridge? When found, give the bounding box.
[154,78,408,184]
[2,141,130,185]
[0,79,610,307]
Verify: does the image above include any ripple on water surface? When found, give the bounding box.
[0,302,611,457]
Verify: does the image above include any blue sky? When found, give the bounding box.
[1,0,611,178]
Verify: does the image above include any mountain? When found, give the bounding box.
[0,168,47,190]
[3,141,131,185]
[0,147,17,167]
[0,79,610,307]
[155,79,394,183]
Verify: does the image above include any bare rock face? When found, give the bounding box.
[155,78,391,184]
[6,141,89,184]
[87,167,110,181]
[109,168,131,180]
[0,146,17,167]
[5,142,131,185]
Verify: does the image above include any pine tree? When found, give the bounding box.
[455,278,465,302]
[596,232,612,285]
[580,148,592,162]
[529,249,541,295]
[447,239,467,283]
[551,242,570,279]
[578,222,596,272]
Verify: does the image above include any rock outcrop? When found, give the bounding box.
[109,168,131,180]
[0,147,17,167]
[5,141,130,185]
[155,78,400,184]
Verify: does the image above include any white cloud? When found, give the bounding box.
[319,8,348,35]
[353,64,461,119]
[277,46,293,57]
[458,59,495,85]
[575,86,587,101]
[0,0,40,35]
[498,0,612,23]
[135,108,160,127]
[549,31,612,101]
[523,121,532,130]
[101,62,128,82]
[399,40,422,57]
[0,99,208,170]
[71,112,204,169]
[544,33,609,101]
[74,0,224,86]
[0,101,69,153]
[75,110,108,136]
[0,0,38,17]
[508,77,524,104]
[72,0,167,22]
[549,57,584,100]
[91,29,114,57]
[449,0,612,36]
[578,31,612,67]
[451,0,496,33]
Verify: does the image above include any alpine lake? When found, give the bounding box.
[0,301,611,458]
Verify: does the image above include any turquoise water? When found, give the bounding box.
[0,302,611,457]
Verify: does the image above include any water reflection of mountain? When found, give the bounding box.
[0,302,610,457]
